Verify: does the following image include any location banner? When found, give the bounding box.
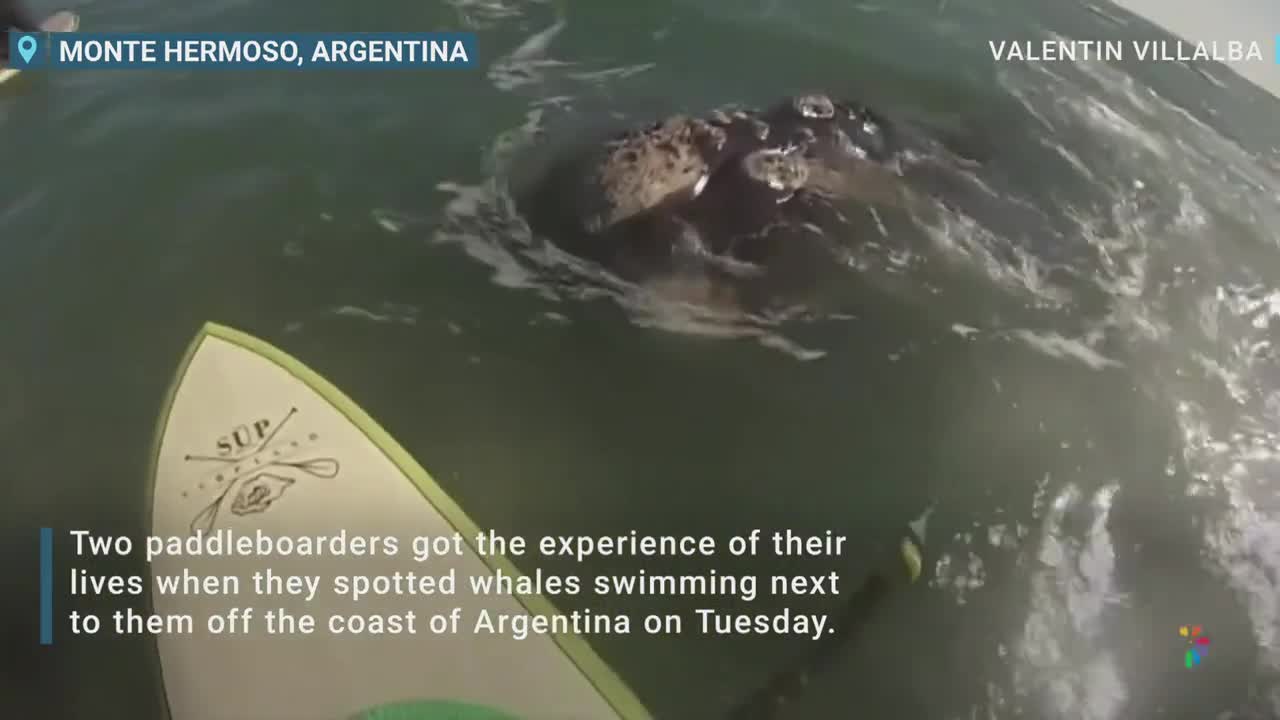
[5,32,477,70]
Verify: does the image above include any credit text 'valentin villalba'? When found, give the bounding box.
[990,39,1265,63]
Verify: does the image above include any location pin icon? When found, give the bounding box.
[17,35,38,64]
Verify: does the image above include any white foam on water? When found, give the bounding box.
[1039,138,1096,182]
[1073,96,1168,159]
[967,49,1280,712]
[442,0,547,29]
[489,57,574,94]
[330,303,420,326]
[1192,66,1229,90]
[1084,4,1128,27]
[1176,400,1280,681]
[509,18,567,61]
[1006,329,1122,370]
[930,542,987,606]
[565,64,658,84]
[371,208,408,234]
[488,19,574,92]
[996,70,1057,133]
[1058,41,1156,117]
[923,206,1072,307]
[1013,483,1128,720]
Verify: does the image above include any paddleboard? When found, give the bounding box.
[148,322,651,720]
[0,11,80,84]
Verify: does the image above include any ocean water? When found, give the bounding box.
[2,0,1279,718]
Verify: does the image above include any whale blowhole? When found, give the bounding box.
[793,94,836,119]
[742,148,811,195]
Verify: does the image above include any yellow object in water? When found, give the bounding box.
[901,537,923,583]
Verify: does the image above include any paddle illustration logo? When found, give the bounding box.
[183,408,340,534]
[7,32,43,68]
[1181,625,1210,667]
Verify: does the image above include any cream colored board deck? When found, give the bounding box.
[148,323,650,720]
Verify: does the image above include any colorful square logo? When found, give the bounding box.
[1181,625,1210,667]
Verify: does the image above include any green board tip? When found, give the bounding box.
[352,700,523,720]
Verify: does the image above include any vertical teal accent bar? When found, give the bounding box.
[40,527,53,645]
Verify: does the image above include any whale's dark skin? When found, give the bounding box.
[515,93,937,313]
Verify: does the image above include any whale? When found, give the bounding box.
[514,93,946,313]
